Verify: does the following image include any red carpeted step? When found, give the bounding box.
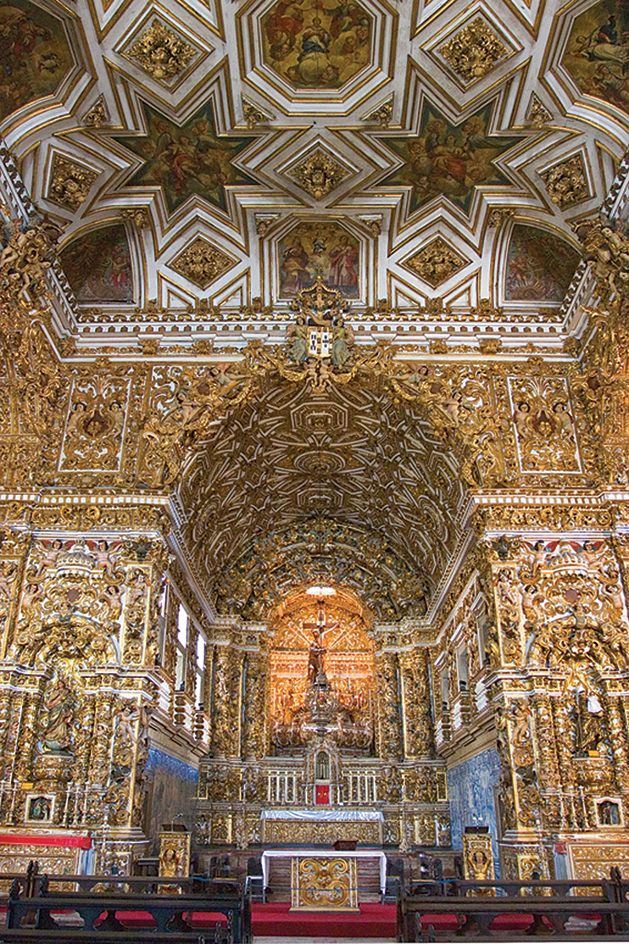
[251,902,397,938]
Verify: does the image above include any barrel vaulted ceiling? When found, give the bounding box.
[1,0,627,345]
[178,379,465,618]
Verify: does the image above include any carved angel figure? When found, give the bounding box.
[286,314,309,363]
[34,539,65,576]
[0,561,17,601]
[93,539,119,577]
[331,317,354,368]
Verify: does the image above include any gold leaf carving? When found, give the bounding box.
[83,99,108,128]
[439,17,509,84]
[286,147,349,201]
[125,20,197,82]
[528,94,552,127]
[48,155,98,211]
[403,237,467,288]
[540,154,589,210]
[170,236,234,289]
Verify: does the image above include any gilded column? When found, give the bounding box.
[211,644,240,757]
[399,648,435,757]
[242,649,268,759]
[376,651,403,760]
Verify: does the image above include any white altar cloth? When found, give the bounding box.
[261,809,383,822]
[260,848,387,897]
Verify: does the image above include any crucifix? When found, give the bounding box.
[304,602,338,684]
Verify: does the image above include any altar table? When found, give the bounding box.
[260,848,388,908]
[260,808,384,844]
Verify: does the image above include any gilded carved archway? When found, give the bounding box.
[268,587,375,753]
[176,369,468,619]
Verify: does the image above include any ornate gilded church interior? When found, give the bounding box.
[3,0,629,934]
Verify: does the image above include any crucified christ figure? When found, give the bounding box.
[304,602,338,684]
[308,628,327,683]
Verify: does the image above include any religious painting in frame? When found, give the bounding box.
[505,224,581,302]
[379,102,523,216]
[59,224,134,303]
[0,0,74,120]
[25,793,55,823]
[114,102,256,216]
[261,0,372,90]
[279,221,360,299]
[562,2,629,117]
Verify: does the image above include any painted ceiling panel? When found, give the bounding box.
[0,0,625,333]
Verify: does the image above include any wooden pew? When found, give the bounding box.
[397,877,629,941]
[0,871,250,944]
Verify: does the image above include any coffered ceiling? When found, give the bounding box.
[2,0,627,338]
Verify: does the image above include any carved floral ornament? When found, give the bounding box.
[438,17,510,84]
[285,147,350,200]
[123,20,198,83]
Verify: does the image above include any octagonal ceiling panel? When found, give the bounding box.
[237,0,398,113]
[0,0,627,333]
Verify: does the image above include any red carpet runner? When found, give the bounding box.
[251,902,397,938]
[102,904,397,937]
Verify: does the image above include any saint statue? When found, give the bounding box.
[42,677,76,754]
[575,689,606,755]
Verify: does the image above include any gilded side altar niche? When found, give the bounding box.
[0,533,167,839]
[486,534,629,837]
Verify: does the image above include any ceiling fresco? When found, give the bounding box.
[0,0,73,118]
[113,102,257,215]
[562,1,629,115]
[505,224,582,302]
[279,220,360,297]
[378,102,525,216]
[261,0,372,89]
[0,0,624,322]
[59,224,134,303]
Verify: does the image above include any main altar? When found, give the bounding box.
[195,590,451,857]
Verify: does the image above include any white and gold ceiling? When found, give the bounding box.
[1,0,628,346]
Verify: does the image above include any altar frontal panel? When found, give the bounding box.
[291,855,359,911]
